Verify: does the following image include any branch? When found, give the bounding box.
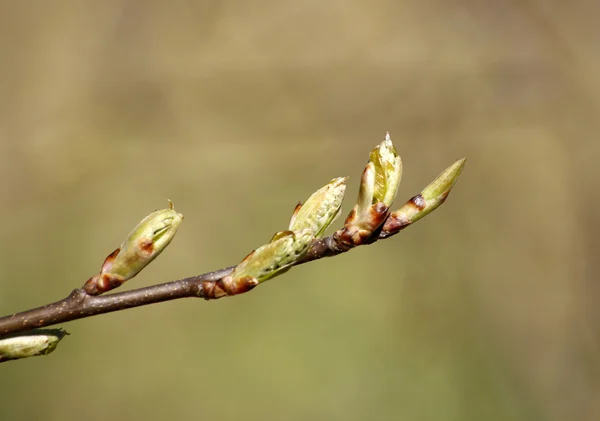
[0,133,465,361]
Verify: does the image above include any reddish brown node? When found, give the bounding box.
[202,276,258,300]
[201,280,226,299]
[99,273,125,291]
[338,203,389,246]
[367,203,390,230]
[381,213,411,237]
[82,275,101,295]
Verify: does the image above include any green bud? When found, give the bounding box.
[355,133,402,218]
[213,178,348,297]
[368,132,403,206]
[340,133,402,244]
[289,177,347,238]
[83,201,183,295]
[206,229,316,298]
[107,202,183,279]
[211,230,314,298]
[421,158,466,201]
[0,329,68,362]
[383,158,466,235]
[229,229,314,285]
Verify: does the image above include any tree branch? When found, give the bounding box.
[0,267,233,336]
[0,227,392,336]
[0,134,466,361]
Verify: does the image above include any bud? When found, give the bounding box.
[368,132,403,206]
[232,229,313,284]
[289,177,347,238]
[205,178,348,298]
[421,158,466,202]
[206,229,314,298]
[383,158,466,235]
[338,133,402,245]
[83,201,183,295]
[0,329,68,362]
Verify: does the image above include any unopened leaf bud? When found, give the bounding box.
[207,229,314,298]
[289,177,347,238]
[421,158,466,202]
[0,329,69,362]
[368,132,403,206]
[383,158,466,235]
[83,201,183,295]
[339,133,403,245]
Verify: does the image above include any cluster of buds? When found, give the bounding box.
[203,178,347,298]
[202,132,465,299]
[1,131,466,362]
[83,201,183,295]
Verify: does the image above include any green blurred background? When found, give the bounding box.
[1,1,598,420]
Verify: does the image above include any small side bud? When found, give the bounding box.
[289,177,347,238]
[337,133,402,245]
[0,329,69,362]
[383,158,466,236]
[83,202,183,295]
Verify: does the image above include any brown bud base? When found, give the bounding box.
[379,214,411,238]
[201,275,259,299]
[82,249,125,295]
[83,273,126,296]
[335,202,389,247]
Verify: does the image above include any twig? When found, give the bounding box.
[0,133,465,360]
[0,268,232,337]
[0,213,428,338]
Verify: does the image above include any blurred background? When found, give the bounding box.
[0,1,598,420]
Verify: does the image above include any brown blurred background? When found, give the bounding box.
[0,1,598,420]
